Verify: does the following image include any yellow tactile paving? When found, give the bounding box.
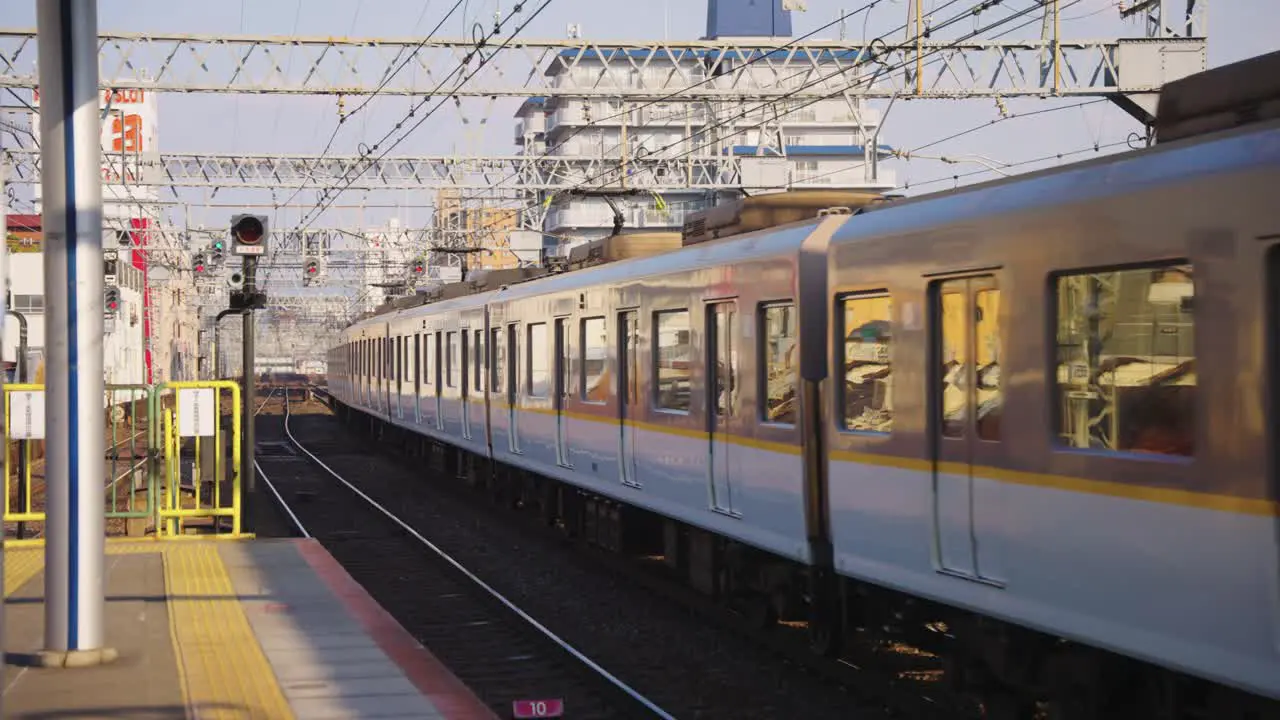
[164,542,296,720]
[3,542,295,720]
[4,545,44,597]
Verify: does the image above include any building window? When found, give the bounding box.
[761,303,797,425]
[654,310,691,412]
[581,317,607,403]
[841,293,893,432]
[11,294,43,314]
[1054,264,1195,456]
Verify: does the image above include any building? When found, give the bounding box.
[3,215,149,386]
[516,0,896,253]
[434,189,522,273]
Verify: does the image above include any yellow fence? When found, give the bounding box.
[1,380,246,543]
[158,381,244,538]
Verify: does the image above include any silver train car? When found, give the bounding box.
[327,53,1280,717]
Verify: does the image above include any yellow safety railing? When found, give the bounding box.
[158,380,245,538]
[2,384,43,530]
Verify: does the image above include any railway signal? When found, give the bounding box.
[193,252,207,274]
[231,214,269,256]
[304,259,320,286]
[104,285,120,314]
[410,258,425,276]
[210,237,226,264]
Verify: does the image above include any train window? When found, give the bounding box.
[581,317,607,403]
[760,303,797,425]
[654,310,691,412]
[491,327,504,393]
[841,292,893,433]
[474,329,484,392]
[556,318,571,400]
[446,332,457,388]
[974,289,1002,441]
[396,336,403,383]
[1053,263,1195,456]
[528,323,549,397]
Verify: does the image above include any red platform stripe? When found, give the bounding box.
[293,539,498,720]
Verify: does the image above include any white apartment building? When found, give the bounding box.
[517,20,896,252]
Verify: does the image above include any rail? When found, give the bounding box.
[258,391,676,720]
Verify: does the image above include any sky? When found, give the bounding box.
[1,0,1277,233]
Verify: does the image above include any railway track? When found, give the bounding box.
[253,390,954,719]
[255,391,674,720]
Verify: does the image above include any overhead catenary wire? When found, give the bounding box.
[427,0,1082,250]
[261,0,552,287]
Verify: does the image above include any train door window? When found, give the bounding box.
[554,317,572,467]
[654,310,691,411]
[840,293,893,432]
[396,336,403,383]
[423,332,434,388]
[555,318,571,402]
[461,331,470,395]
[414,334,421,392]
[491,327,504,394]
[528,323,549,397]
[507,324,520,397]
[1053,263,1194,456]
[760,302,797,425]
[445,332,457,388]
[581,317,607,403]
[474,329,484,392]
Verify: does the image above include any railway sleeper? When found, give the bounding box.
[348,409,1278,720]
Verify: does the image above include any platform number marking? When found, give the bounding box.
[178,388,216,437]
[512,699,564,718]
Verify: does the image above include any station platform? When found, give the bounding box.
[2,539,497,719]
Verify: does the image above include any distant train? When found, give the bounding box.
[326,52,1280,717]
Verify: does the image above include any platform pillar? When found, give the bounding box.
[36,0,116,666]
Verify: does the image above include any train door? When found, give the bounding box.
[413,333,422,423]
[460,330,471,440]
[618,310,640,487]
[380,337,387,413]
[555,317,572,467]
[430,332,443,430]
[474,329,487,445]
[507,323,521,453]
[930,275,1003,581]
[708,302,739,514]
[395,335,404,419]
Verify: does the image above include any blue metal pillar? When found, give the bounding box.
[35,0,116,667]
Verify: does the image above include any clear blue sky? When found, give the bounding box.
[3,0,1277,228]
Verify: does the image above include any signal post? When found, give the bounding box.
[230,215,267,532]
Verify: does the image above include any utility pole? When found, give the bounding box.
[230,214,267,533]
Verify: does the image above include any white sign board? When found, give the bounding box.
[8,390,46,440]
[177,388,216,437]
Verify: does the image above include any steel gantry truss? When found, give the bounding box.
[0,29,1205,101]
[2,148,801,191]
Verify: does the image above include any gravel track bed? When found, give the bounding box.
[254,400,656,719]
[261,398,892,720]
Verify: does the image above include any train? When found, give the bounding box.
[326,51,1280,718]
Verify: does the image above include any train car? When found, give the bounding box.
[327,51,1280,718]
